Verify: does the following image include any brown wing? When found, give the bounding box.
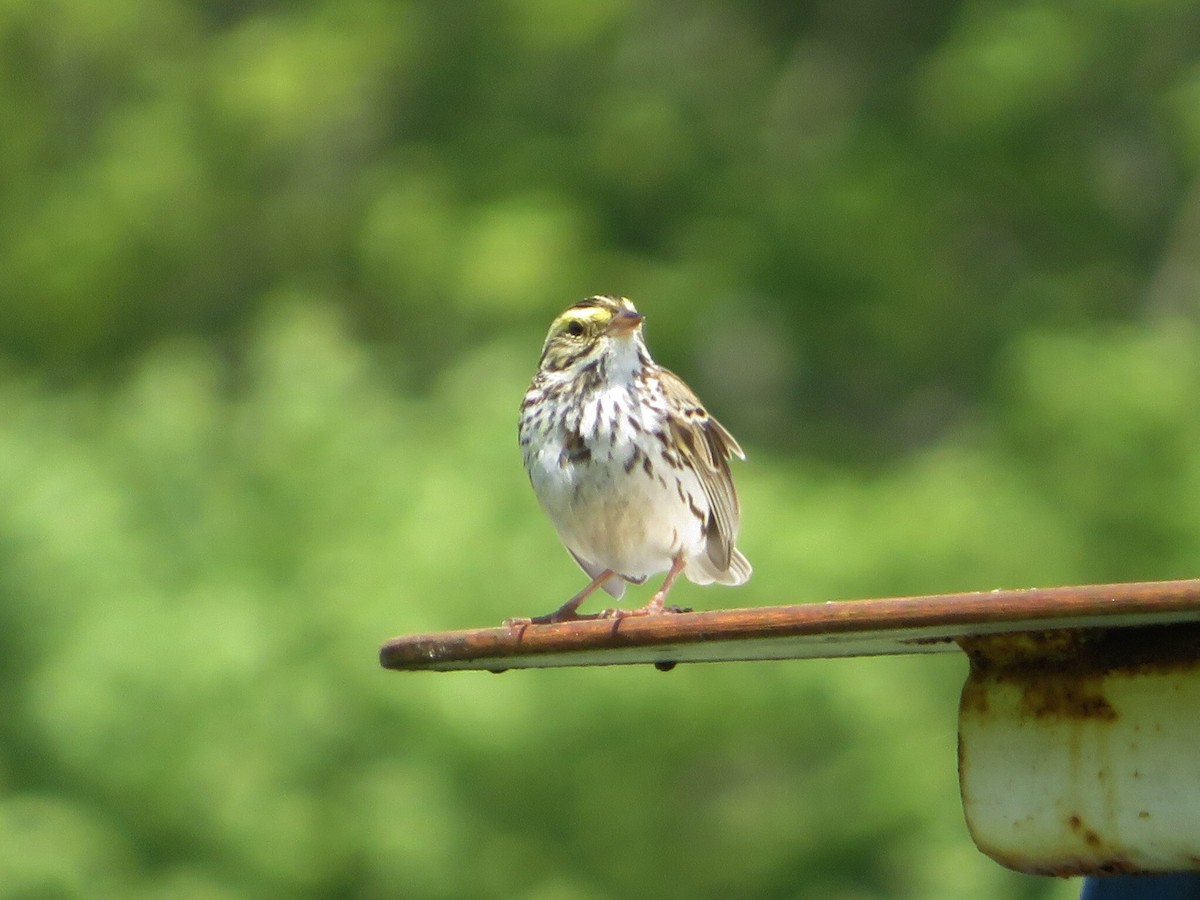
[658,368,744,572]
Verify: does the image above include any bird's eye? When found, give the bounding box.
[565,320,585,337]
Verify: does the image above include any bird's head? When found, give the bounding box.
[537,295,646,375]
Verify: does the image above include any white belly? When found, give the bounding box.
[527,443,707,580]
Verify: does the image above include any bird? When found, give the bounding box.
[510,295,751,625]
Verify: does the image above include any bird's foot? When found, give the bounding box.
[505,570,618,627]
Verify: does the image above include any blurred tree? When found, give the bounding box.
[1,0,1196,453]
[0,0,1196,897]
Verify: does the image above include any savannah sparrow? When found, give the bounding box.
[511,295,751,625]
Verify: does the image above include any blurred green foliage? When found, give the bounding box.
[1,0,1198,897]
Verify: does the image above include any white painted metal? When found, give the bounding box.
[960,635,1200,875]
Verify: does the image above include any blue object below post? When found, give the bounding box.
[1081,874,1200,899]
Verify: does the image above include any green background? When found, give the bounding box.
[2,0,1199,897]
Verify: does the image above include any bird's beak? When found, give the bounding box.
[607,309,644,337]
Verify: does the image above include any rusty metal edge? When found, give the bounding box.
[379,578,1200,672]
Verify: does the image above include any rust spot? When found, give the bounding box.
[1095,860,1146,876]
[959,679,989,715]
[1066,814,1105,849]
[957,624,1200,722]
[1018,680,1117,721]
[907,635,956,647]
[960,623,1200,679]
[987,851,1148,877]
[959,630,1085,671]
[1138,810,1150,819]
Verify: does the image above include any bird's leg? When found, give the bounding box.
[642,554,690,614]
[600,555,692,619]
[504,569,617,626]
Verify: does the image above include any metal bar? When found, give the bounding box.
[380,579,1200,876]
[379,578,1200,673]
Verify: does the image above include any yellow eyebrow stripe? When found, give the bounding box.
[557,306,614,325]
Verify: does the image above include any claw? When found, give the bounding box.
[596,602,692,619]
